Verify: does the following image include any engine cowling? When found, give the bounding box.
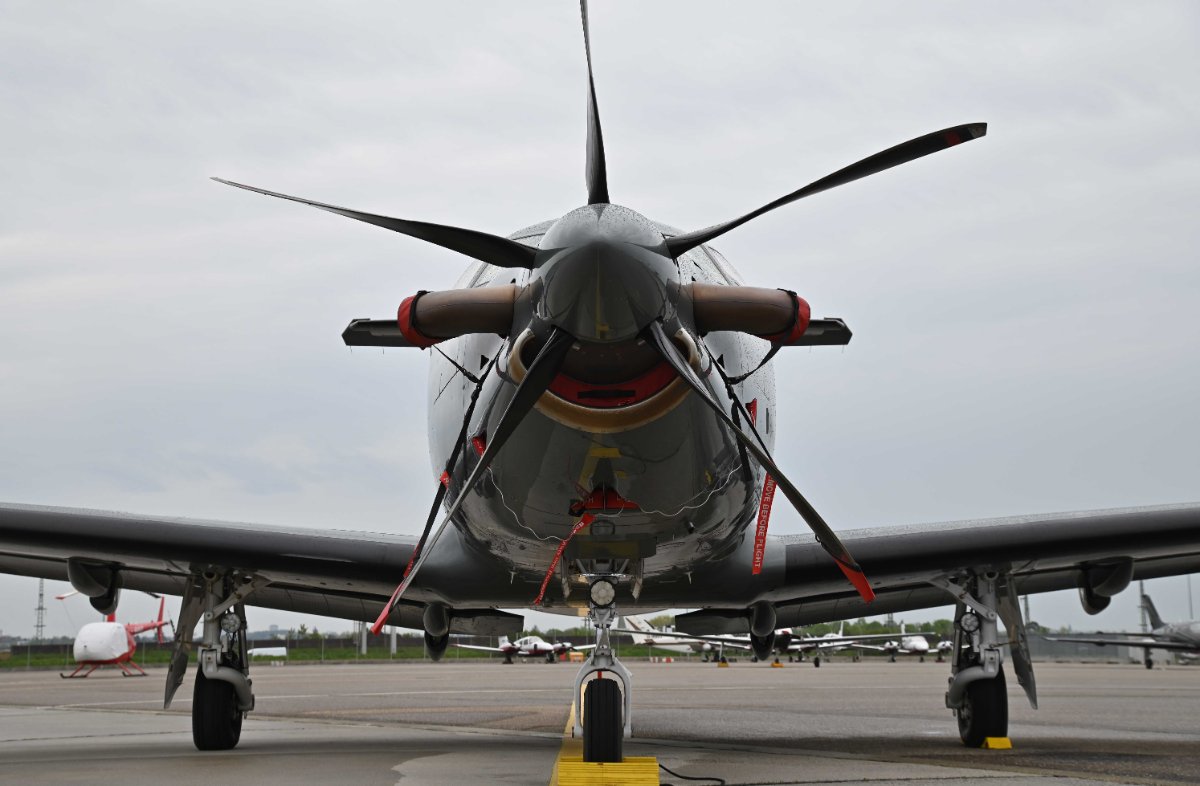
[750,632,776,662]
[688,284,810,344]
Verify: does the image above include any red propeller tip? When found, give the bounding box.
[838,561,876,603]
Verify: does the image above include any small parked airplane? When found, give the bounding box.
[1041,593,1200,669]
[618,615,934,666]
[850,623,935,662]
[61,596,171,678]
[619,615,749,660]
[455,635,595,664]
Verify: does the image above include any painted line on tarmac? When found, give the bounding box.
[40,683,799,710]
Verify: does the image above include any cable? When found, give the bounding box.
[659,762,726,785]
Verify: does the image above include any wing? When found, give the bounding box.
[791,632,933,647]
[611,627,752,650]
[0,502,521,637]
[677,503,1200,633]
[1040,634,1198,652]
[452,643,505,653]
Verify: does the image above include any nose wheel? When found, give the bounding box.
[573,596,632,763]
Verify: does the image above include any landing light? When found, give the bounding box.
[960,612,981,633]
[219,613,242,634]
[589,579,616,608]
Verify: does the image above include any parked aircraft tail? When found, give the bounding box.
[621,616,655,644]
[1142,594,1165,630]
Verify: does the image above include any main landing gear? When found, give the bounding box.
[159,570,264,751]
[939,571,1026,748]
[573,595,632,763]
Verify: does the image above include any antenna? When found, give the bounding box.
[34,579,46,642]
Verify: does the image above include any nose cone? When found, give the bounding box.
[534,205,677,343]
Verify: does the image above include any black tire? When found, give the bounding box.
[192,670,243,751]
[1145,656,1154,670]
[813,656,821,668]
[583,678,623,763]
[957,666,1008,748]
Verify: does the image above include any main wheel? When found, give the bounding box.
[813,656,822,668]
[192,670,243,750]
[957,666,1008,748]
[582,678,623,763]
[1145,655,1155,670]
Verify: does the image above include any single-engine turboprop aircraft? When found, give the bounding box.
[2,1,1200,760]
[61,597,170,679]
[455,634,594,664]
[1041,593,1200,669]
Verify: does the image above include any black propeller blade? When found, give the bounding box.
[644,321,875,602]
[211,178,538,269]
[371,328,576,629]
[665,123,987,258]
[580,0,609,205]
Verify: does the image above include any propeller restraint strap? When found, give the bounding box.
[532,513,594,606]
[372,349,500,634]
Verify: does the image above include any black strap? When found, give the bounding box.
[434,345,482,385]
[406,349,499,566]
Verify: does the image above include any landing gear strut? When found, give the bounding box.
[573,600,631,763]
[942,571,1007,747]
[191,572,256,750]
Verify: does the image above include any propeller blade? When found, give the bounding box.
[644,321,874,602]
[665,123,987,258]
[211,178,538,269]
[371,328,576,632]
[580,0,609,205]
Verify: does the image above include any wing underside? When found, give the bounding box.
[2,502,1199,638]
[678,503,1200,634]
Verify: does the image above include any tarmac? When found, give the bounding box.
[0,658,1196,785]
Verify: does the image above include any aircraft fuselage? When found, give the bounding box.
[417,207,778,612]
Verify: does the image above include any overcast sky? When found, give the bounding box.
[2,2,1198,640]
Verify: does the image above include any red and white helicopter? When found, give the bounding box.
[59,593,171,678]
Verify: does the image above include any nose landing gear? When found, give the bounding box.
[573,601,632,763]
